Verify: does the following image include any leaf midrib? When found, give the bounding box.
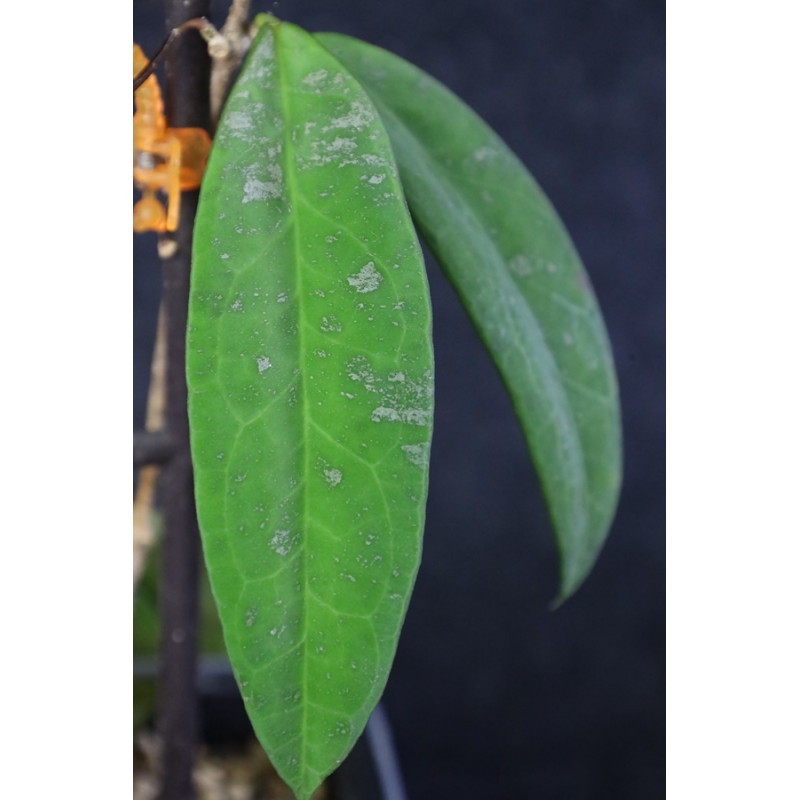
[275,26,313,790]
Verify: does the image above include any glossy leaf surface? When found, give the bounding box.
[319,34,622,599]
[187,20,433,799]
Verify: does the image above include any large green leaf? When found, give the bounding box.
[187,19,433,799]
[318,34,622,600]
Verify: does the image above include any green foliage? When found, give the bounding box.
[187,19,433,799]
[185,14,622,800]
[318,34,622,599]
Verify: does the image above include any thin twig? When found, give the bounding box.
[133,6,250,128]
[134,17,223,92]
[209,0,253,127]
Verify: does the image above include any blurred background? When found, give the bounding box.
[134,1,665,798]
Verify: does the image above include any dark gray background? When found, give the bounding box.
[134,1,665,797]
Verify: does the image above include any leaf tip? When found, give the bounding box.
[274,760,324,800]
[252,12,280,32]
[551,562,588,610]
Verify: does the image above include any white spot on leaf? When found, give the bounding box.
[227,110,254,131]
[302,68,329,87]
[509,254,534,277]
[242,162,283,204]
[323,100,375,133]
[257,356,272,373]
[320,316,342,332]
[474,145,497,162]
[371,406,400,423]
[324,468,343,487]
[347,262,383,293]
[401,443,430,468]
[269,529,293,557]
